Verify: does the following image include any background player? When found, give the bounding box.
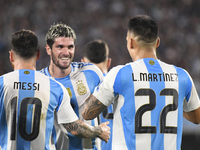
[82,15,200,150]
[81,39,111,76]
[81,39,113,150]
[0,29,110,150]
[40,23,104,150]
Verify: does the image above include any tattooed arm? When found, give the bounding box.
[82,95,107,120]
[62,119,110,142]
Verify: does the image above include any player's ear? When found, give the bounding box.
[81,58,84,62]
[36,49,40,61]
[127,36,135,50]
[130,38,135,49]
[9,50,14,63]
[81,57,90,63]
[107,58,111,69]
[156,37,160,48]
[46,45,51,55]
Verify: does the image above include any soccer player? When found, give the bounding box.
[0,29,110,150]
[82,15,200,150]
[81,39,111,76]
[81,39,113,150]
[40,23,104,150]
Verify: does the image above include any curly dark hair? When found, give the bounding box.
[45,22,76,49]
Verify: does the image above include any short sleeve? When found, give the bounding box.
[93,66,123,106]
[56,84,78,124]
[183,72,200,112]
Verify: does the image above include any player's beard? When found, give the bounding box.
[51,51,74,70]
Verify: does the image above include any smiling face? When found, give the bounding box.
[46,37,75,70]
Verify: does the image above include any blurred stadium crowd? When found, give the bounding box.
[1,0,200,92]
[1,0,200,149]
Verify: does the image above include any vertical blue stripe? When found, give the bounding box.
[17,70,35,150]
[43,65,101,150]
[100,74,113,150]
[43,67,82,150]
[143,59,165,150]
[84,70,100,150]
[67,80,79,117]
[58,78,82,150]
[26,105,33,134]
[114,65,136,149]
[100,104,113,150]
[0,76,8,149]
[175,67,189,149]
[45,78,60,150]
[83,70,100,93]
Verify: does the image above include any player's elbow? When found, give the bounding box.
[183,108,200,124]
[70,130,78,136]
[82,115,88,120]
[190,118,200,124]
[192,117,200,124]
[82,112,94,120]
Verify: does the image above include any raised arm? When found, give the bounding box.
[82,95,107,120]
[62,119,110,143]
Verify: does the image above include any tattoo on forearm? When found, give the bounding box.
[63,120,102,138]
[82,95,106,119]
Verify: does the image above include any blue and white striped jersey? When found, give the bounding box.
[0,69,78,150]
[99,73,113,150]
[40,62,104,150]
[93,58,200,150]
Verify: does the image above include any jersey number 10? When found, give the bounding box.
[10,97,42,141]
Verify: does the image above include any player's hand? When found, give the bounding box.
[98,121,110,143]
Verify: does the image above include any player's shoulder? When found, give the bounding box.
[1,71,15,77]
[72,61,103,77]
[35,70,63,86]
[112,65,125,71]
[158,60,191,79]
[174,66,191,79]
[39,67,48,75]
[71,61,92,67]
[71,62,97,70]
[35,70,51,77]
[40,73,66,93]
[0,71,15,82]
[159,60,188,73]
[107,64,125,76]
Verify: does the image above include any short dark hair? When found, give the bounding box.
[83,39,109,64]
[11,29,38,59]
[45,22,76,49]
[128,15,158,43]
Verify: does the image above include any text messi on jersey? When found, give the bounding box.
[13,82,40,91]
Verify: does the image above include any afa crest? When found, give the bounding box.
[24,71,30,74]
[76,80,87,95]
[149,60,155,65]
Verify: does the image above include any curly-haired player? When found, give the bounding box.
[41,23,105,150]
[0,29,110,150]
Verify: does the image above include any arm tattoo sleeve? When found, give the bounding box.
[82,95,107,120]
[62,120,102,138]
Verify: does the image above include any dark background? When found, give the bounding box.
[1,0,200,149]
